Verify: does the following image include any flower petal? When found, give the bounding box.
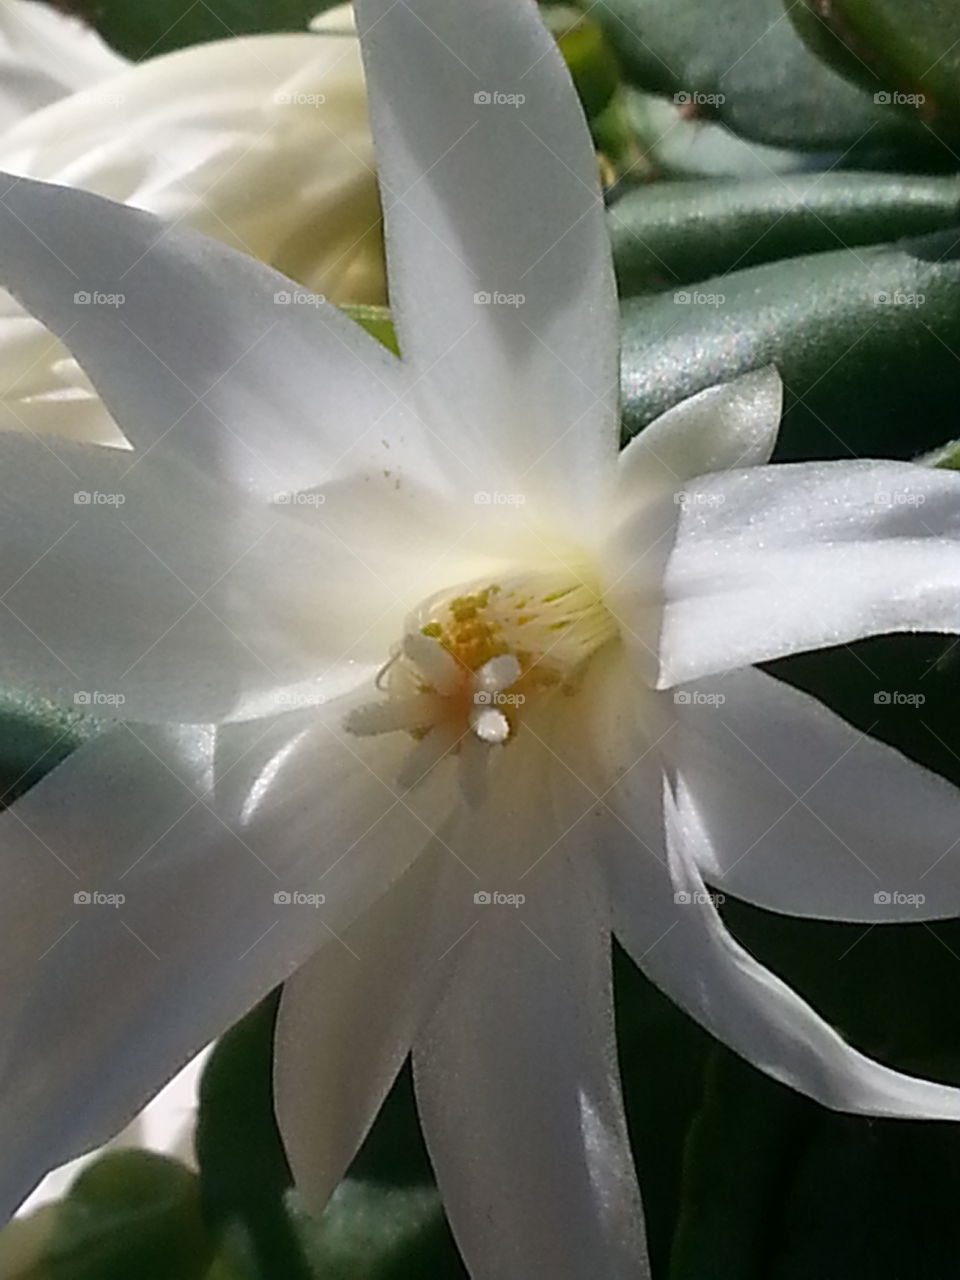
[667,666,960,921]
[412,849,648,1279]
[274,843,473,1214]
[0,2,125,128]
[0,697,455,1218]
[354,0,618,536]
[0,430,418,722]
[605,768,960,1119]
[649,460,960,687]
[616,368,783,508]
[0,28,382,306]
[0,172,448,502]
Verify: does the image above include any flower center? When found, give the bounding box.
[345,568,618,804]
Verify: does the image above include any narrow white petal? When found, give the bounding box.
[605,769,960,1119]
[0,2,125,128]
[0,696,457,1218]
[0,431,413,722]
[616,368,783,508]
[354,0,619,537]
[667,666,960,922]
[0,173,451,504]
[413,854,648,1280]
[0,30,381,307]
[275,844,473,1214]
[19,1047,208,1213]
[642,460,960,687]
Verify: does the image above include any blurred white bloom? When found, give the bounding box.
[6,0,960,1277]
[17,1049,207,1215]
[0,0,125,128]
[0,3,382,444]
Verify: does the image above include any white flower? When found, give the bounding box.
[16,1049,206,1216]
[0,0,125,129]
[3,0,960,1275]
[0,4,382,445]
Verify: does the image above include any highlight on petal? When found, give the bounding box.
[275,844,473,1215]
[0,1,125,130]
[355,0,619,538]
[0,172,422,500]
[0,699,456,1217]
[667,666,960,922]
[0,13,383,444]
[18,1048,208,1214]
[0,430,416,723]
[413,851,648,1280]
[605,769,960,1120]
[0,18,381,306]
[653,459,960,687]
[616,367,783,508]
